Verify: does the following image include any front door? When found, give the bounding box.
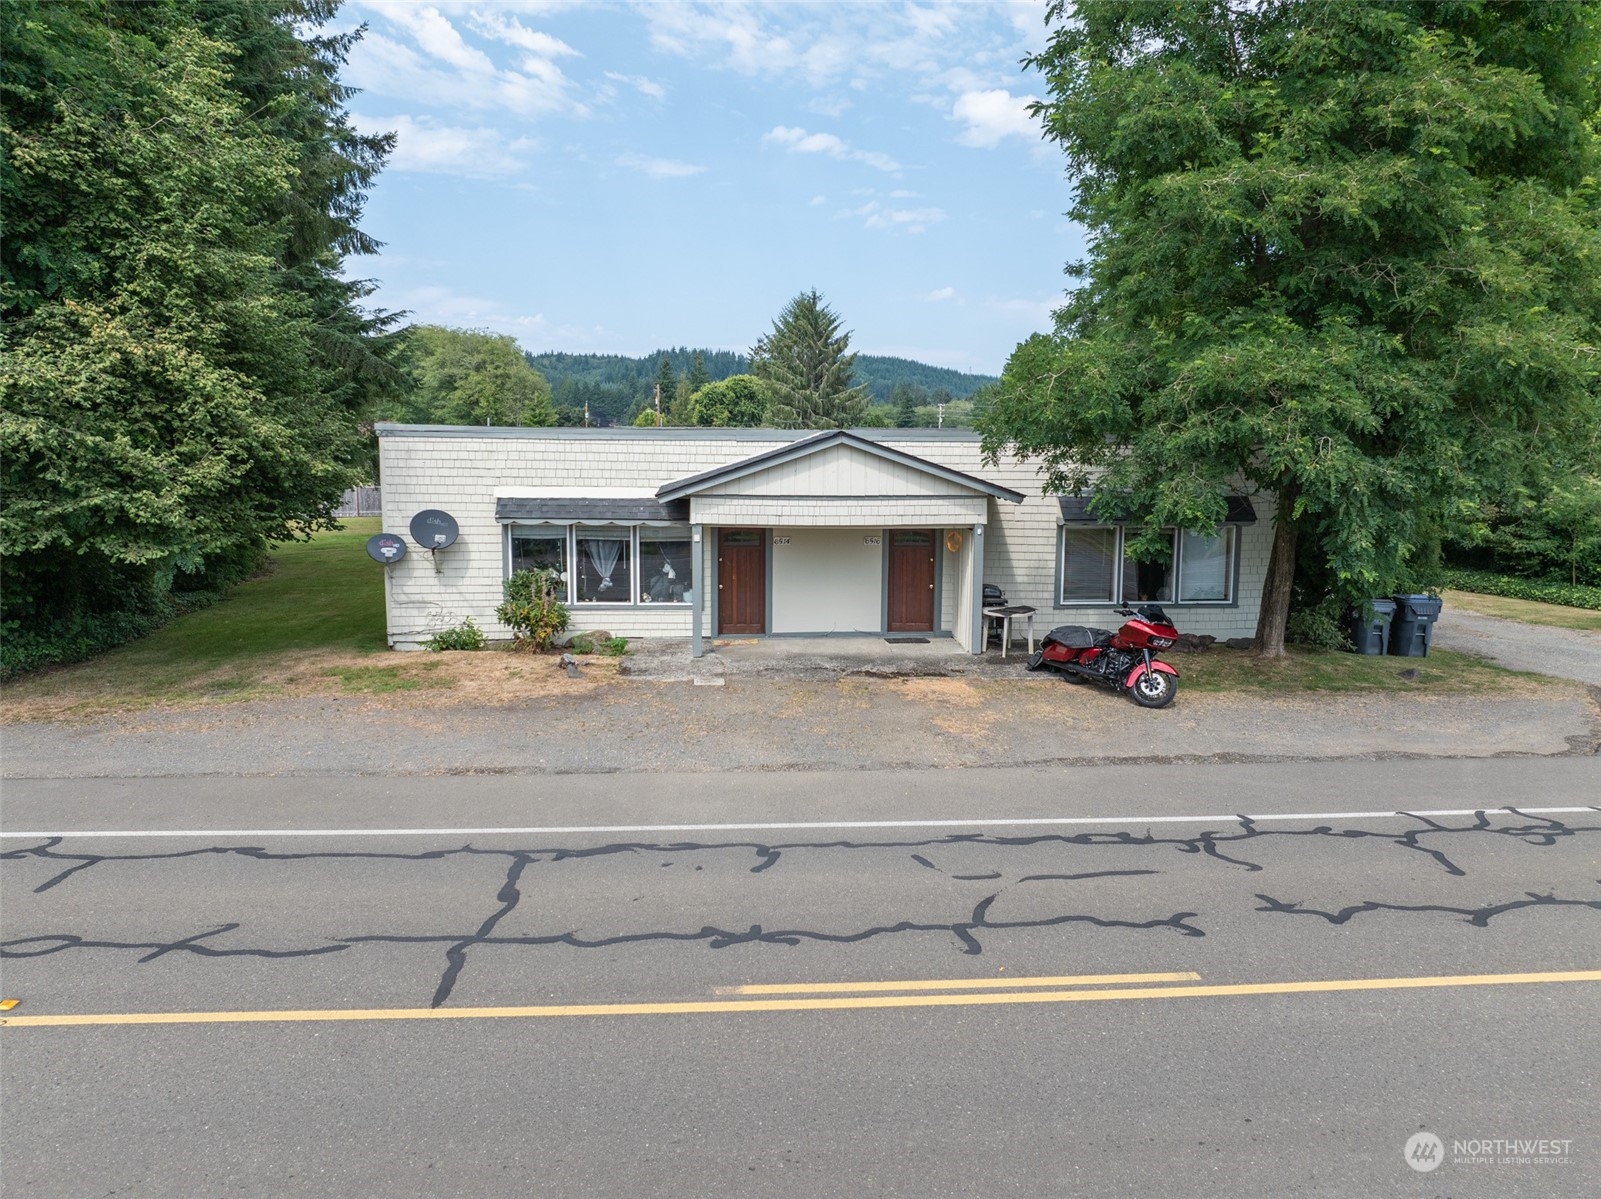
[717,529,766,634]
[886,530,936,632]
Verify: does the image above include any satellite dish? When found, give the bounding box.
[366,532,407,564]
[409,509,459,550]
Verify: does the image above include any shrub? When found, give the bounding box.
[1287,598,1349,652]
[568,634,595,654]
[496,568,569,649]
[602,636,629,656]
[423,618,486,652]
[1439,569,1601,612]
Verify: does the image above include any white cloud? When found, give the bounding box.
[393,284,550,339]
[467,10,580,58]
[763,125,901,173]
[617,153,705,179]
[952,89,1039,148]
[843,199,945,234]
[360,113,536,177]
[810,194,827,206]
[926,286,957,302]
[604,71,666,99]
[639,1,1027,91]
[346,5,586,118]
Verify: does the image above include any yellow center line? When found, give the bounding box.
[719,971,1202,995]
[2,970,1597,1028]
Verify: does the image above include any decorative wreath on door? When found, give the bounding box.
[944,530,964,553]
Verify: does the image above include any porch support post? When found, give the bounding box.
[691,523,704,659]
[969,523,985,655]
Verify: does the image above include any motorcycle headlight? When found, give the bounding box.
[1150,637,1175,648]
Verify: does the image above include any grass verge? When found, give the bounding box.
[1174,646,1549,694]
[1441,590,1601,633]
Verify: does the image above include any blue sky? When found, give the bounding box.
[338,1,1085,376]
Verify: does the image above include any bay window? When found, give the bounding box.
[507,525,694,606]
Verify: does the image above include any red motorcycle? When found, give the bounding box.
[1026,605,1180,709]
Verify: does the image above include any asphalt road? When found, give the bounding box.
[2,758,1598,1197]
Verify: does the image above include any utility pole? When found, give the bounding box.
[654,384,663,427]
[937,401,945,429]
[583,400,590,428]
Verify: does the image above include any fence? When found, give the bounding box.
[333,485,382,517]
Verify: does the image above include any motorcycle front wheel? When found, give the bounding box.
[1128,669,1177,709]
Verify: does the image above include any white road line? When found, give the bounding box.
[0,807,1593,840]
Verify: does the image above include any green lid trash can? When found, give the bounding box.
[1347,598,1397,655]
[1389,594,1444,657]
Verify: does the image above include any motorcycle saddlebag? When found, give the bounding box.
[1044,625,1115,649]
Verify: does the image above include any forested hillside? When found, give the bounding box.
[526,347,996,425]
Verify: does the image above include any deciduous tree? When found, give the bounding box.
[980,0,1601,656]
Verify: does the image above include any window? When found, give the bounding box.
[574,527,632,603]
[1059,526,1237,605]
[1060,527,1118,603]
[511,529,567,598]
[1177,527,1235,602]
[638,531,693,604]
[1121,531,1177,604]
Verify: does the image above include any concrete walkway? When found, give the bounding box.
[1433,608,1601,687]
[618,635,1031,683]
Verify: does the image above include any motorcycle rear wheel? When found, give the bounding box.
[1128,669,1177,709]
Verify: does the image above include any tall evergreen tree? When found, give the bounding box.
[686,351,710,394]
[750,290,870,429]
[980,0,1601,656]
[891,383,923,428]
[654,355,678,415]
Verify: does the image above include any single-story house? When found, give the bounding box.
[375,424,1275,655]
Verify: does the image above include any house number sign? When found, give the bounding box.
[863,535,882,545]
[773,536,791,545]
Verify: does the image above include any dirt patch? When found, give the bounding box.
[0,648,622,723]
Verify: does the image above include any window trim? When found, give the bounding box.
[1055,524,1241,609]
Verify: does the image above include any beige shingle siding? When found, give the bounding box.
[377,427,1274,646]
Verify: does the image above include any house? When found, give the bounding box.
[375,424,1275,654]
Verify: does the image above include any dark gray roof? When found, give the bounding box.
[655,429,1025,503]
[496,497,689,524]
[1057,495,1257,524]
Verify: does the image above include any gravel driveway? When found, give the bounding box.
[1433,608,1601,686]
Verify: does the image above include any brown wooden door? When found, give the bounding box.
[886,530,936,632]
[717,529,766,634]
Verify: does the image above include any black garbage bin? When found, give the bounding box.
[1389,594,1444,657]
[1347,598,1396,655]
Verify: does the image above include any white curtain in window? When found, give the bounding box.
[585,535,624,591]
[1179,529,1232,601]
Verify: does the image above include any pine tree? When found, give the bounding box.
[750,290,869,429]
[686,351,710,394]
[655,356,678,409]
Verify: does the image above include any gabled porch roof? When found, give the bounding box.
[654,429,1025,504]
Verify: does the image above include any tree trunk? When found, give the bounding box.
[1254,480,1298,658]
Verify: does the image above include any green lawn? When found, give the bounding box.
[2,519,390,711]
[1175,645,1544,693]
